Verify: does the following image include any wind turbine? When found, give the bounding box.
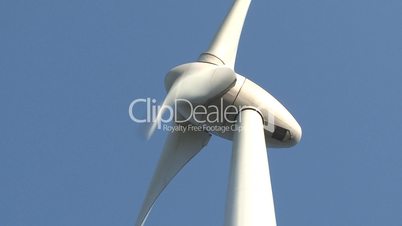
[135,0,302,225]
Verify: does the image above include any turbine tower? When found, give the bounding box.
[135,0,302,225]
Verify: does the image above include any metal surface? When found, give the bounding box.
[224,108,277,226]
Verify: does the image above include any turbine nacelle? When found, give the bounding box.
[225,75,302,147]
[164,62,302,148]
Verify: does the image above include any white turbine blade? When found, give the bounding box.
[199,0,252,68]
[136,127,211,226]
[145,89,176,140]
[169,66,237,104]
[146,65,236,139]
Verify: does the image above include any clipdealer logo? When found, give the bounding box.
[128,98,275,133]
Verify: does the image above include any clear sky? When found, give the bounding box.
[1,0,402,225]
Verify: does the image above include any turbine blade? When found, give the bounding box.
[145,89,175,140]
[199,0,252,69]
[136,126,211,226]
[169,66,237,105]
[147,65,236,139]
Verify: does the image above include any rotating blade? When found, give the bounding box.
[136,126,211,226]
[147,65,236,139]
[145,87,176,140]
[199,0,251,68]
[172,66,236,104]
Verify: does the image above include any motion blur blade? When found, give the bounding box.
[166,65,237,105]
[147,65,236,139]
[136,126,211,226]
[199,0,251,68]
[145,88,176,140]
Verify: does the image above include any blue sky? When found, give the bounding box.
[1,0,402,225]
